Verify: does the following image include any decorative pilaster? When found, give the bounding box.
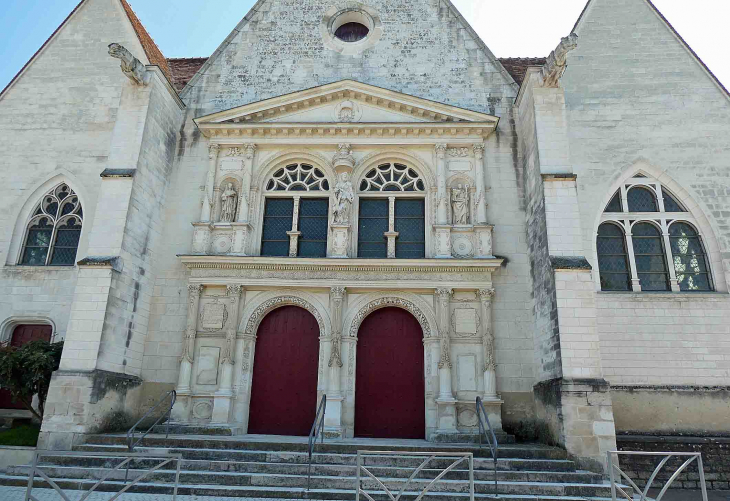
[478,288,498,399]
[325,287,346,435]
[201,145,220,222]
[435,287,457,434]
[435,143,449,225]
[385,196,399,258]
[231,287,247,424]
[172,284,203,421]
[238,144,256,223]
[287,197,302,257]
[473,144,488,224]
[212,284,243,423]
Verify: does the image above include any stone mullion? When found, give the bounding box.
[660,219,680,291]
[623,219,642,292]
[385,196,398,258]
[287,196,302,257]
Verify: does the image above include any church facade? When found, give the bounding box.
[0,0,728,471]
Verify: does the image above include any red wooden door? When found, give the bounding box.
[0,325,52,409]
[355,307,425,439]
[247,306,320,436]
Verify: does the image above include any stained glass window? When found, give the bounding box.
[631,223,670,291]
[669,223,711,291]
[357,199,388,258]
[20,184,83,266]
[597,223,631,291]
[627,187,658,212]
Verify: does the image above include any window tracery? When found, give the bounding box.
[20,184,83,266]
[266,164,329,192]
[597,175,712,292]
[359,163,425,192]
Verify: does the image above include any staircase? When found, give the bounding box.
[0,434,622,500]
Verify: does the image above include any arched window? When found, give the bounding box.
[597,223,631,291]
[20,184,83,266]
[669,223,712,291]
[266,164,329,192]
[597,173,714,292]
[358,163,426,258]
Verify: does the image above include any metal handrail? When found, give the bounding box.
[127,390,176,452]
[307,394,327,491]
[476,396,499,497]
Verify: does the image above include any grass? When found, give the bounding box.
[0,424,40,447]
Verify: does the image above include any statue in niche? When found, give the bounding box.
[220,183,238,223]
[451,184,470,225]
[333,173,354,224]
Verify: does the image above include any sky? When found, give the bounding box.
[0,0,728,92]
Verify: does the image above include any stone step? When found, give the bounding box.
[79,435,567,460]
[37,456,601,482]
[0,474,618,501]
[6,465,615,497]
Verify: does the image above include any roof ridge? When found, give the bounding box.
[119,0,173,84]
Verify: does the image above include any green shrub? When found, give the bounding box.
[0,341,63,422]
[0,424,41,447]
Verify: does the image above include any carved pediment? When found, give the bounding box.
[194,80,499,139]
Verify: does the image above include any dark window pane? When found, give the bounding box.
[261,198,294,257]
[298,198,328,258]
[395,199,425,259]
[632,222,669,291]
[358,199,388,258]
[669,222,712,291]
[605,191,623,212]
[596,223,631,291]
[21,218,53,266]
[335,22,370,42]
[50,219,81,266]
[662,190,685,212]
[627,187,658,212]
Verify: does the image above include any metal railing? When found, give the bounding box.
[356,450,475,501]
[476,396,499,496]
[24,450,182,501]
[607,450,708,501]
[127,389,176,452]
[307,394,327,491]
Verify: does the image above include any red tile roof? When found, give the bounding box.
[499,58,547,86]
[120,0,173,84]
[167,57,208,91]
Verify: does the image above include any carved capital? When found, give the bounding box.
[478,288,495,302]
[227,284,244,298]
[244,143,257,159]
[333,143,355,168]
[330,286,346,299]
[473,144,485,160]
[188,284,204,297]
[435,143,448,159]
[435,287,453,300]
[208,144,221,160]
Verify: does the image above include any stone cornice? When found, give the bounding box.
[178,255,504,273]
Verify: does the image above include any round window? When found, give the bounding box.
[335,22,370,42]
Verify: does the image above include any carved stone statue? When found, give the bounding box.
[333,173,354,224]
[220,183,238,223]
[108,43,148,85]
[541,34,578,88]
[451,184,469,225]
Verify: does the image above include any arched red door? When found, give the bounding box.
[247,306,320,436]
[0,324,52,409]
[355,307,425,439]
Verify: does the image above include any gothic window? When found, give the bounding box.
[20,184,83,266]
[260,198,329,258]
[266,164,329,192]
[597,174,713,292]
[359,164,426,192]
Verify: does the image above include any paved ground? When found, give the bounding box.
[1,486,729,501]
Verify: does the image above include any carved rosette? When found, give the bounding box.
[182,285,204,364]
[435,288,453,369]
[478,288,496,372]
[329,287,346,368]
[349,297,431,338]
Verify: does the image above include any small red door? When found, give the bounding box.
[247,306,320,436]
[0,325,53,409]
[355,307,425,439]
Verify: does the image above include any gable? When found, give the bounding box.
[180,0,519,115]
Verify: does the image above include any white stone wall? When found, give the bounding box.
[563,0,730,390]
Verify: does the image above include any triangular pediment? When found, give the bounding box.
[195,80,499,126]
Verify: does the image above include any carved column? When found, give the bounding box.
[325,287,346,435]
[231,144,255,255]
[434,144,452,258]
[212,284,243,423]
[435,287,457,434]
[478,288,498,399]
[231,287,247,424]
[385,196,399,258]
[287,197,302,257]
[172,284,203,421]
[202,145,219,222]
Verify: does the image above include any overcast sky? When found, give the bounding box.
[0,0,727,92]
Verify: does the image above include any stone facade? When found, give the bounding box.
[0,0,728,472]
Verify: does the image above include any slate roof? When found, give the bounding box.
[168,58,208,91]
[120,0,173,83]
[499,58,547,85]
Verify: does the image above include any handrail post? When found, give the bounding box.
[127,390,176,452]
[307,394,327,492]
[476,396,499,497]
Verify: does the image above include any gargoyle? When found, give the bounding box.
[108,43,148,85]
[541,33,578,88]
